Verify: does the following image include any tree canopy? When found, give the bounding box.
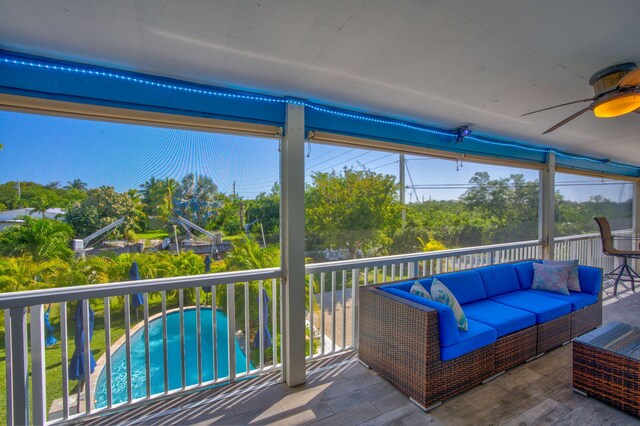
[306,167,402,257]
[174,174,220,227]
[0,216,74,260]
[65,186,144,238]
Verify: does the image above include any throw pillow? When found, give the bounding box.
[543,259,580,292]
[410,281,432,299]
[430,277,468,331]
[532,263,570,295]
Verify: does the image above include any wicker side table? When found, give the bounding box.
[573,321,640,417]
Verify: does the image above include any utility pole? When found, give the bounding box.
[232,180,236,199]
[399,154,406,226]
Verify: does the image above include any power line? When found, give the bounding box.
[305,148,355,170]
[312,151,375,173]
[405,160,420,202]
[370,160,399,171]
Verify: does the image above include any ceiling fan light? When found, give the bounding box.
[593,93,640,118]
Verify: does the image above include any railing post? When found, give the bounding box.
[30,304,47,425]
[540,152,556,260]
[280,101,306,386]
[5,310,13,426]
[9,307,29,426]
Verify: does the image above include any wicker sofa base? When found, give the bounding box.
[359,286,496,409]
[536,314,571,354]
[494,326,537,374]
[360,279,602,410]
[425,344,495,407]
[571,300,602,338]
[574,340,640,417]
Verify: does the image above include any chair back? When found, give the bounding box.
[594,216,616,255]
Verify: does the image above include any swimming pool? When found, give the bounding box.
[94,308,249,408]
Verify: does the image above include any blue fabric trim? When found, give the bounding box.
[1,50,639,178]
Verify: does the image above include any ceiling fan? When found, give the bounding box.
[523,62,640,134]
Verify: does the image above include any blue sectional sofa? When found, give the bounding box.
[358,260,602,411]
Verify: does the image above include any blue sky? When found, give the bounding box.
[0,111,631,203]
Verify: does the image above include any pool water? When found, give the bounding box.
[94,308,249,408]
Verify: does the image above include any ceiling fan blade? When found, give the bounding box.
[617,68,640,87]
[542,107,591,134]
[522,98,594,116]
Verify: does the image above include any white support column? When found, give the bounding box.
[632,181,640,271]
[540,152,556,260]
[280,103,306,386]
[399,154,406,225]
[633,181,640,237]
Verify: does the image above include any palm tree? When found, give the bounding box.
[225,235,279,271]
[65,179,88,191]
[0,255,68,292]
[0,216,74,260]
[223,236,280,337]
[31,195,50,218]
[159,178,178,224]
[174,174,220,227]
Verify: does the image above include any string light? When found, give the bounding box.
[2,53,638,174]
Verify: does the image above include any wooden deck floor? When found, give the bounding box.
[76,279,640,425]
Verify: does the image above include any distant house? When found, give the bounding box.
[0,208,66,231]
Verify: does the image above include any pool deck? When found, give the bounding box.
[73,279,640,425]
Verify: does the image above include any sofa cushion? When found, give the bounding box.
[514,261,538,289]
[526,289,598,311]
[578,265,602,295]
[543,259,580,292]
[490,291,572,323]
[440,319,497,361]
[431,278,468,331]
[477,264,521,297]
[462,299,536,337]
[433,270,487,305]
[531,263,571,295]
[382,287,460,347]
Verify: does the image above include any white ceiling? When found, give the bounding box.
[1,0,640,165]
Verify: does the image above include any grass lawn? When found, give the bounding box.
[135,229,169,240]
[221,235,244,243]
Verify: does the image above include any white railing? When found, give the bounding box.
[1,268,282,425]
[554,229,634,271]
[303,230,636,361]
[304,239,542,360]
